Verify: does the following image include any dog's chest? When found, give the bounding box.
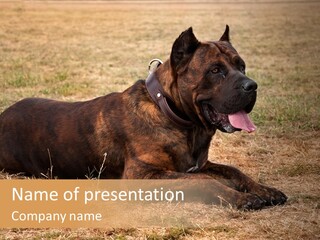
[167,128,213,173]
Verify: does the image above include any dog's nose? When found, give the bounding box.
[242,80,257,93]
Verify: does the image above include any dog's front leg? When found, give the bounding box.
[201,161,287,206]
[123,161,266,210]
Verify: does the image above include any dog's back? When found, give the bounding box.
[0,94,127,178]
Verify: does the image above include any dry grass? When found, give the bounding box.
[0,0,319,239]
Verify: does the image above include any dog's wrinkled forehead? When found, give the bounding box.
[196,41,243,67]
[209,41,239,58]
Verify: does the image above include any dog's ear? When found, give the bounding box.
[219,25,230,42]
[170,27,199,74]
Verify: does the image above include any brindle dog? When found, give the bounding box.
[0,26,287,210]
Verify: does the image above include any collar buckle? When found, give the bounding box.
[145,60,193,129]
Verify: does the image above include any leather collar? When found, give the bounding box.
[145,72,193,129]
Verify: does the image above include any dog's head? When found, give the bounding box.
[169,26,257,133]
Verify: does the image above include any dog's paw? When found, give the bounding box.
[236,193,266,211]
[251,184,287,206]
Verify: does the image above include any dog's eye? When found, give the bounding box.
[209,64,226,78]
[210,67,226,79]
[211,68,220,74]
[240,65,246,74]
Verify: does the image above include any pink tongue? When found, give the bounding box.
[228,111,256,133]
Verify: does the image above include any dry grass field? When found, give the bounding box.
[0,0,319,239]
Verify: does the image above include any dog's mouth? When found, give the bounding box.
[201,103,256,133]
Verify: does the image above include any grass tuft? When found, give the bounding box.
[279,163,320,177]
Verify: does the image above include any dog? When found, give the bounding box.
[0,26,287,210]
